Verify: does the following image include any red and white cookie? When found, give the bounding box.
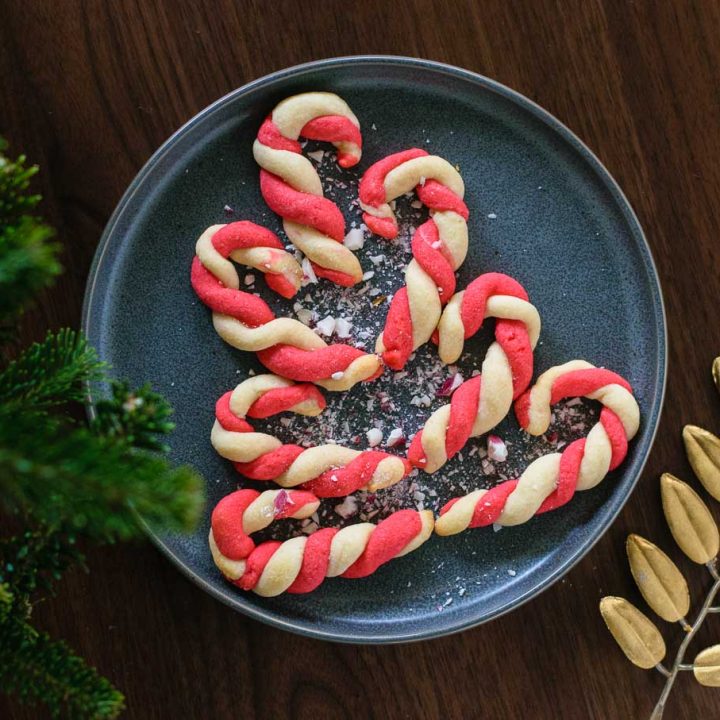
[210,488,434,596]
[253,92,364,286]
[191,221,382,391]
[211,374,411,497]
[359,149,469,369]
[407,273,541,473]
[435,362,640,535]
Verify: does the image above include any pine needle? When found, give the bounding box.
[0,329,105,411]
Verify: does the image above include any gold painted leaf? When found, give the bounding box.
[599,596,666,669]
[713,357,720,396]
[683,425,720,500]
[661,473,719,564]
[693,645,720,687]
[626,534,690,622]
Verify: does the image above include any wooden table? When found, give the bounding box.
[3,1,720,717]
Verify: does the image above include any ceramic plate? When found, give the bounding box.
[83,56,666,642]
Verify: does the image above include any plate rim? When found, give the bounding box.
[82,54,667,644]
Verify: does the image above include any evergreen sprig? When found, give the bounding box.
[91,380,175,452]
[0,411,203,540]
[0,618,125,719]
[0,328,105,411]
[0,216,60,327]
[0,138,205,718]
[0,138,41,223]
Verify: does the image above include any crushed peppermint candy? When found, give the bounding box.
[334,495,358,519]
[366,428,383,447]
[301,257,318,285]
[386,427,405,448]
[335,317,353,338]
[436,372,464,397]
[307,149,325,163]
[273,489,291,516]
[243,273,255,286]
[343,227,365,250]
[315,316,336,337]
[296,307,315,326]
[487,435,508,462]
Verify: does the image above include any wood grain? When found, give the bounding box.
[2,0,720,717]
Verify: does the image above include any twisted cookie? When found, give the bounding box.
[253,92,364,286]
[359,149,469,369]
[407,273,540,473]
[212,374,410,497]
[435,362,640,535]
[191,222,381,391]
[210,488,434,596]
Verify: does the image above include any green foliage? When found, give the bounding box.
[0,137,41,223]
[0,216,61,327]
[0,138,61,328]
[92,380,175,452]
[0,618,125,719]
[0,138,205,717]
[0,328,105,410]
[0,530,85,608]
[0,412,203,540]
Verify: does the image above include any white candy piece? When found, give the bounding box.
[366,428,383,447]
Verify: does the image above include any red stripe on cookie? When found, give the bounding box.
[260,170,345,241]
[550,368,633,404]
[246,384,325,418]
[341,510,422,578]
[286,528,338,593]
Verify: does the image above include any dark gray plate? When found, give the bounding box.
[83,56,666,643]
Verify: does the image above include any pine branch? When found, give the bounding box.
[91,381,175,452]
[0,412,204,541]
[0,137,41,223]
[0,137,61,327]
[0,615,125,719]
[0,530,85,613]
[0,216,60,325]
[0,329,105,411]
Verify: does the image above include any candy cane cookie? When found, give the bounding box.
[435,362,640,535]
[210,488,434,596]
[253,92,364,286]
[191,222,381,391]
[407,273,540,473]
[359,149,469,369]
[212,374,411,497]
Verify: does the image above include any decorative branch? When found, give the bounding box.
[600,356,720,719]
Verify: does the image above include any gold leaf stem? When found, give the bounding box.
[650,566,720,719]
[707,559,720,581]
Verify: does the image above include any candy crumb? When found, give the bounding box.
[366,428,383,447]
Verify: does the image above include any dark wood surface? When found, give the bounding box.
[3,1,720,718]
